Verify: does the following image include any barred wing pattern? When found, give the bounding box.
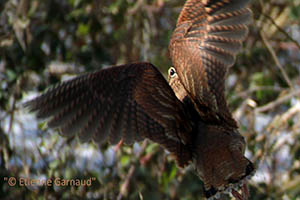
[169,0,252,128]
[25,63,193,167]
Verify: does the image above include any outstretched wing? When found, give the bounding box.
[25,62,192,167]
[169,0,252,128]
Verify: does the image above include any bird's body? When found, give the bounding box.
[168,67,254,198]
[25,0,255,199]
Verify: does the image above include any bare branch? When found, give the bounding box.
[261,13,300,50]
[255,89,300,113]
[260,30,294,89]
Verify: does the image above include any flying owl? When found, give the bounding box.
[25,0,255,199]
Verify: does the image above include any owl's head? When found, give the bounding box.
[168,67,188,102]
[193,124,255,199]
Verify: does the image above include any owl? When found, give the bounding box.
[25,0,255,199]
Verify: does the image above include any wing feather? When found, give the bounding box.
[169,0,252,127]
[24,62,193,166]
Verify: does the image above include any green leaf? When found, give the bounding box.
[68,0,82,8]
[121,155,130,167]
[64,168,74,179]
[6,69,17,81]
[49,159,60,169]
[169,164,177,180]
[145,143,158,154]
[290,5,300,19]
[38,121,47,130]
[77,23,90,36]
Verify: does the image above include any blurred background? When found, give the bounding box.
[0,0,300,199]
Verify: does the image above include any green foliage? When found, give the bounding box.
[290,0,300,19]
[250,72,276,102]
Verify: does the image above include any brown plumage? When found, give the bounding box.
[25,0,255,199]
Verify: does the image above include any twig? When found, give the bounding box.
[232,86,285,100]
[139,192,144,200]
[117,165,136,200]
[116,141,148,200]
[266,101,300,134]
[279,175,300,195]
[279,101,300,122]
[261,13,300,50]
[255,89,300,113]
[260,30,294,89]
[8,97,17,134]
[128,0,144,15]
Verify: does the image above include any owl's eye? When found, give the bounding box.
[168,67,177,78]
